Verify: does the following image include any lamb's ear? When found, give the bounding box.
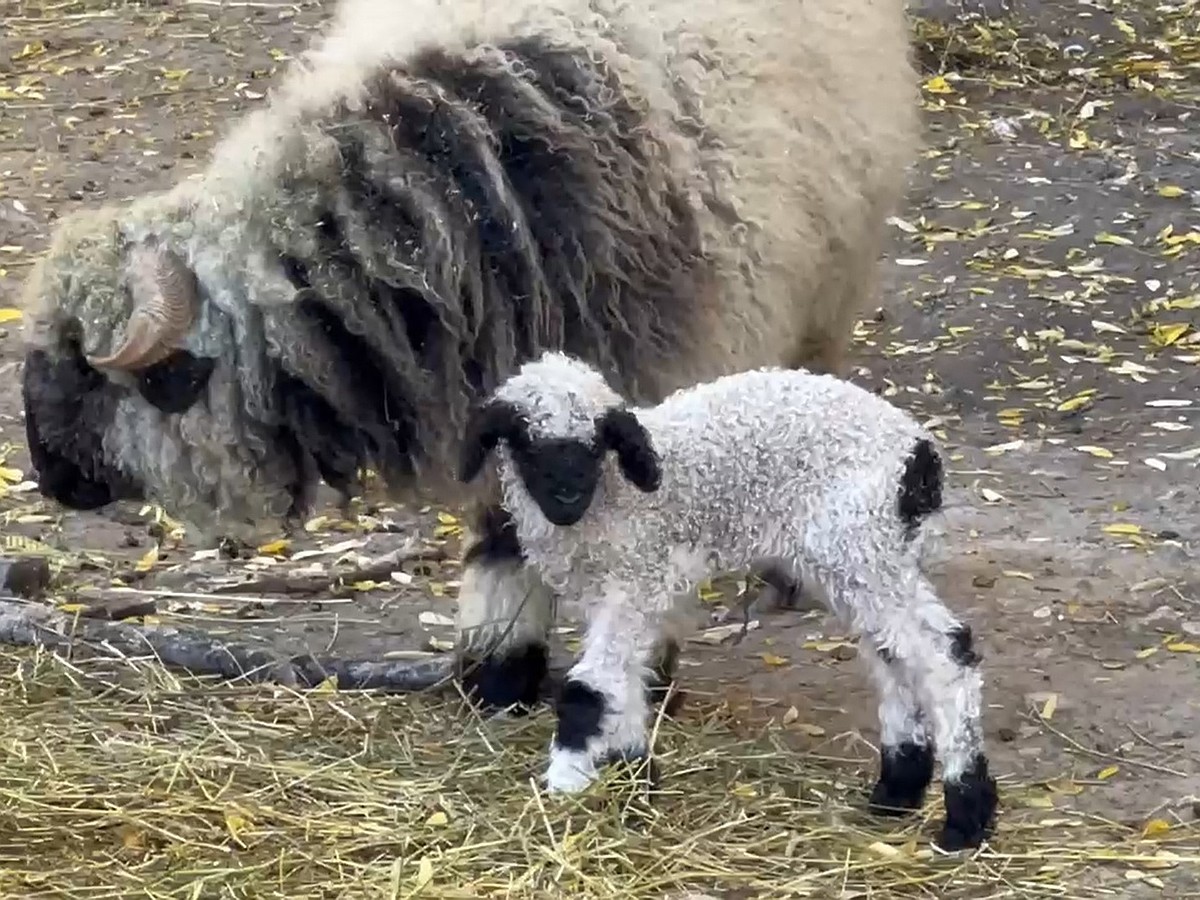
[458,399,524,483]
[597,407,661,492]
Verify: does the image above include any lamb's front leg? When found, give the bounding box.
[545,585,666,793]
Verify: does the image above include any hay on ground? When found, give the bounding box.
[1,647,1196,899]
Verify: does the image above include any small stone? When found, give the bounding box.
[1182,621,1200,636]
[997,726,1017,742]
[0,557,53,600]
[1141,604,1181,629]
[831,643,858,662]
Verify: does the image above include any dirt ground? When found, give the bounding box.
[1,0,1198,893]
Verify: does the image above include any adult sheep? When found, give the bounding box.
[19,0,921,708]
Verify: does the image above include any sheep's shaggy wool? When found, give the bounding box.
[461,352,999,852]
[20,0,921,706]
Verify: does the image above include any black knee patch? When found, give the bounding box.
[868,741,935,816]
[462,505,523,566]
[554,680,607,751]
[948,625,981,667]
[897,438,943,538]
[460,642,548,713]
[938,753,999,852]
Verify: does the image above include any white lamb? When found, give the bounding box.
[458,351,999,851]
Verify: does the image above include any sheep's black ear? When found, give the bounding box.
[459,399,524,483]
[597,407,661,492]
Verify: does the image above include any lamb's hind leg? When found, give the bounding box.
[455,503,554,714]
[545,583,668,793]
[860,643,936,815]
[820,567,997,851]
[869,576,998,851]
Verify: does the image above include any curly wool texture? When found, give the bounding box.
[488,352,941,606]
[20,0,921,539]
[481,352,998,850]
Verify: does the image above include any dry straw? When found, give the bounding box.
[1,645,1196,899]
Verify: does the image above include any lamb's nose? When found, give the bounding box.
[554,489,582,504]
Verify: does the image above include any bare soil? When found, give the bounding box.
[1,0,1198,892]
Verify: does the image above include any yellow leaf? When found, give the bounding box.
[312,675,338,693]
[134,545,160,572]
[1157,185,1187,199]
[797,723,826,737]
[56,603,87,615]
[1142,818,1171,838]
[1097,765,1119,780]
[224,809,251,845]
[161,68,191,81]
[1096,232,1134,246]
[1076,445,1114,459]
[1166,642,1200,653]
[256,538,290,555]
[1057,393,1095,412]
[1102,523,1142,536]
[1136,646,1159,659]
[923,75,955,94]
[761,653,790,667]
[1113,18,1137,39]
[0,308,22,324]
[425,810,449,826]
[1040,694,1058,720]
[436,511,459,526]
[349,580,379,591]
[413,856,434,886]
[1024,795,1055,809]
[1151,323,1190,347]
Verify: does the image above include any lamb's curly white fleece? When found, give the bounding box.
[486,353,991,839]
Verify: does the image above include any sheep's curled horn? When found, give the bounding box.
[87,237,200,371]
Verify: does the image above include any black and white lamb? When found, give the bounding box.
[459,351,1000,852]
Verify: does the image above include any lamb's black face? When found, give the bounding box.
[22,343,145,510]
[512,437,604,526]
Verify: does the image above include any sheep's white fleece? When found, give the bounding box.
[493,352,937,612]
[483,352,996,852]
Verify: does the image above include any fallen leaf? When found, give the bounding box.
[1165,642,1200,653]
[1076,445,1114,459]
[1157,185,1187,199]
[0,308,22,324]
[1102,523,1142,536]
[1142,819,1172,838]
[425,811,449,827]
[418,611,455,627]
[312,676,338,693]
[1040,694,1058,720]
[256,538,290,555]
[134,545,160,572]
[1097,765,1119,780]
[760,652,790,667]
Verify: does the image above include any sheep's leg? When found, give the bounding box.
[860,643,935,815]
[455,503,554,714]
[545,586,667,794]
[865,576,998,851]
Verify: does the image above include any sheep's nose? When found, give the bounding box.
[554,489,582,505]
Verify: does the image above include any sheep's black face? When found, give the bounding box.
[22,343,145,510]
[512,437,604,526]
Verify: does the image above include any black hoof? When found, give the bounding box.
[936,754,999,851]
[459,642,548,714]
[868,741,936,816]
